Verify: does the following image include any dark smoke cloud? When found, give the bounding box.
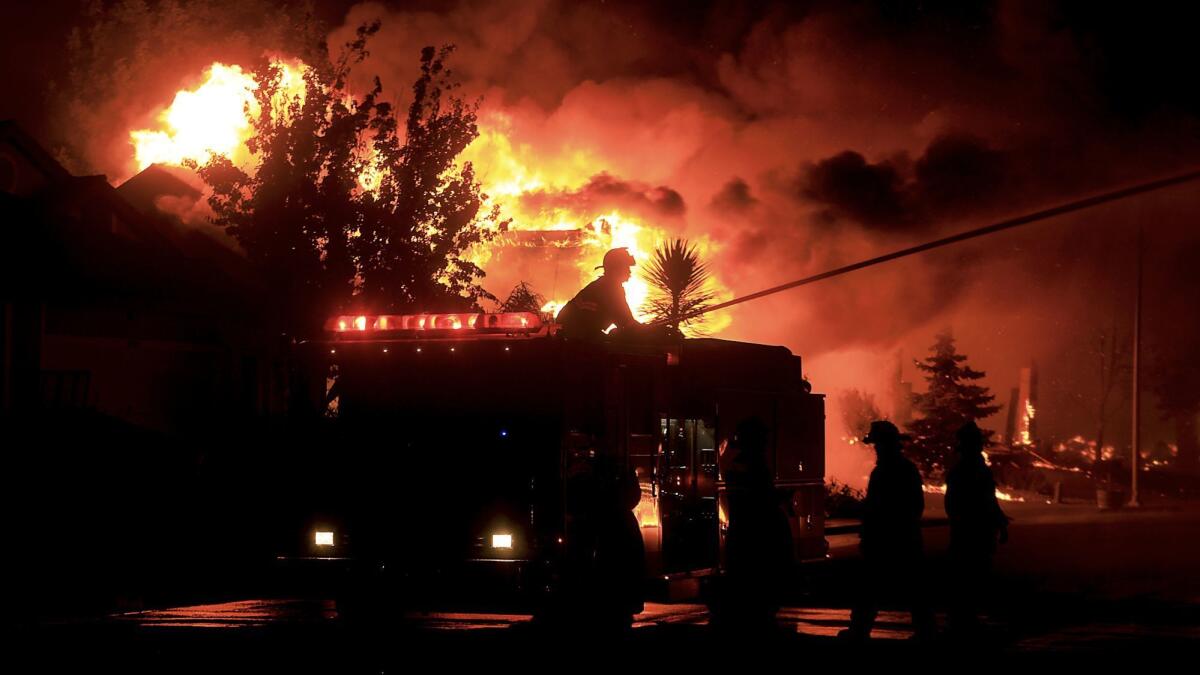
[801,151,907,231]
[710,177,757,213]
[800,133,1010,233]
[913,134,1009,217]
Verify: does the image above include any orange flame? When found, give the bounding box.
[130,63,732,332]
[633,483,660,528]
[923,482,1024,502]
[462,111,731,330]
[131,60,306,172]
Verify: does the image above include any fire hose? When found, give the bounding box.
[651,167,1200,327]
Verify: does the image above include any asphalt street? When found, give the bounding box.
[22,499,1198,670]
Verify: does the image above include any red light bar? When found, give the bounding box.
[325,312,542,335]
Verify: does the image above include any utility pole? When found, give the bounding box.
[1129,221,1143,508]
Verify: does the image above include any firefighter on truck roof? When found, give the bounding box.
[556,247,642,340]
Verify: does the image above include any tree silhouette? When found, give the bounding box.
[499,281,546,314]
[192,24,499,334]
[641,238,716,335]
[906,331,1000,472]
[1150,335,1200,474]
[1146,240,1200,474]
[839,388,882,442]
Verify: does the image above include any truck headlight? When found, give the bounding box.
[491,533,513,549]
[315,530,335,547]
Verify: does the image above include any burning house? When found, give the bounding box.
[1004,363,1039,448]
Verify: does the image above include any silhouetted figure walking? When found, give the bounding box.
[717,417,792,632]
[840,420,936,642]
[945,421,1009,638]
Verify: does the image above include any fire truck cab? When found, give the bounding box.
[276,311,826,614]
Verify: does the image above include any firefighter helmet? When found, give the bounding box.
[595,247,636,270]
[862,420,911,446]
[956,420,986,451]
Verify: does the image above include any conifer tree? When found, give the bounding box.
[906,331,1000,472]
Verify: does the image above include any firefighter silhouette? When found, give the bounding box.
[945,420,1009,637]
[556,247,641,339]
[717,417,792,630]
[559,442,644,629]
[840,420,937,641]
[593,458,646,624]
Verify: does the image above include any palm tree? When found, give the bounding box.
[642,238,716,335]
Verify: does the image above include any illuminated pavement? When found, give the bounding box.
[14,594,1190,671]
[110,599,918,639]
[106,597,1200,652]
[25,503,1200,666]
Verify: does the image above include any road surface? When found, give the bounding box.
[21,500,1200,668]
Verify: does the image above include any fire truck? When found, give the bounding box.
[274,311,826,616]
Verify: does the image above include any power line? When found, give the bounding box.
[664,167,1200,324]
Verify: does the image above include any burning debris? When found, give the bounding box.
[922,482,1025,503]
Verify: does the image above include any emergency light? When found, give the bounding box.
[325,312,543,335]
